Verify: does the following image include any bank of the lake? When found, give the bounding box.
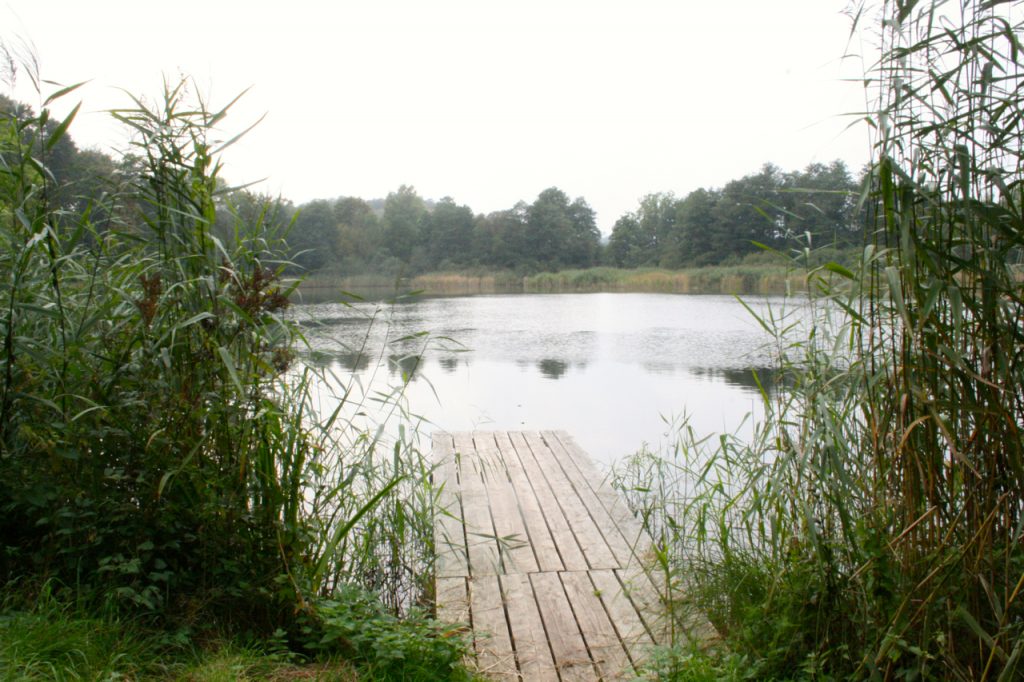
[293,263,810,300]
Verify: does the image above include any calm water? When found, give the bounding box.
[294,293,795,466]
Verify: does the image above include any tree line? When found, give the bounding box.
[280,159,864,275]
[2,93,863,276]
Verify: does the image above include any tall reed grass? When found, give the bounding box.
[615,2,1024,679]
[0,68,463,678]
[523,266,806,295]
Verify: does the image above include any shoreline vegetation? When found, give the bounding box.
[1,69,476,680]
[3,1,1024,680]
[293,263,810,299]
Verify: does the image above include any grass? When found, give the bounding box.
[0,64,474,680]
[523,264,806,295]
[614,2,1024,679]
[0,592,360,681]
[295,262,811,299]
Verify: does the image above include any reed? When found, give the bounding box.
[523,265,806,295]
[616,2,1024,679]
[0,71,469,678]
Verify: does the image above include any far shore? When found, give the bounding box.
[290,264,814,300]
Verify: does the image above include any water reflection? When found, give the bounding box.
[293,293,801,465]
[337,351,371,372]
[538,359,569,380]
[388,354,422,380]
[689,366,788,394]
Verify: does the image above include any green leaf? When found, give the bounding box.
[43,81,86,107]
[217,346,246,395]
[45,102,81,152]
[823,262,855,279]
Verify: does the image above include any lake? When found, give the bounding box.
[294,292,796,467]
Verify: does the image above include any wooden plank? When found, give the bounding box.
[617,564,671,645]
[436,576,470,630]
[501,573,559,682]
[434,432,469,578]
[546,431,643,535]
[543,431,651,573]
[470,575,518,680]
[474,432,539,575]
[432,430,702,678]
[521,431,618,570]
[548,431,714,646]
[588,569,656,665]
[506,432,589,571]
[493,431,564,573]
[454,433,502,576]
[529,572,596,681]
[560,571,634,681]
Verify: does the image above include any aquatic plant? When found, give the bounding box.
[618,2,1024,679]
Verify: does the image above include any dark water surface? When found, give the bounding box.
[295,293,797,466]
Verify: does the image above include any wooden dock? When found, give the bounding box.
[433,430,670,681]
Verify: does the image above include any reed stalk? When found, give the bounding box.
[616,2,1024,679]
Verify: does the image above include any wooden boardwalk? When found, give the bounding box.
[433,430,670,681]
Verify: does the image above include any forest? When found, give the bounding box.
[253,160,864,275]
[3,89,862,278]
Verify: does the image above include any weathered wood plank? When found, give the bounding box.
[492,431,564,573]
[454,433,503,576]
[530,571,596,681]
[560,571,634,681]
[471,575,518,680]
[542,431,651,573]
[506,431,589,571]
[588,569,656,667]
[474,432,539,575]
[545,431,644,539]
[434,432,469,578]
[436,576,470,630]
[434,430,681,681]
[501,573,559,682]
[521,431,619,570]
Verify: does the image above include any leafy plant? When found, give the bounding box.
[304,583,471,682]
[616,2,1024,679]
[0,51,443,652]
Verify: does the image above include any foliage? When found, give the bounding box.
[608,162,862,269]
[0,585,362,681]
[304,583,472,682]
[282,162,857,278]
[0,63,469,679]
[615,1,1024,679]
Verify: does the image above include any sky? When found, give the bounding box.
[3,0,873,234]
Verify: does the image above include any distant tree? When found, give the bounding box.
[671,188,721,266]
[334,196,381,270]
[381,185,426,262]
[609,192,680,268]
[607,214,644,267]
[420,196,475,269]
[473,203,529,268]
[526,187,574,268]
[289,199,336,271]
[778,160,859,247]
[709,163,784,260]
[523,188,600,269]
[565,196,600,268]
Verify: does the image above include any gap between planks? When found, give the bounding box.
[433,430,674,681]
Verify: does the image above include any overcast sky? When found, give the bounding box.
[3,1,872,233]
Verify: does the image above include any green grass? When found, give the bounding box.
[615,3,1024,679]
[0,596,360,681]
[0,61,473,680]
